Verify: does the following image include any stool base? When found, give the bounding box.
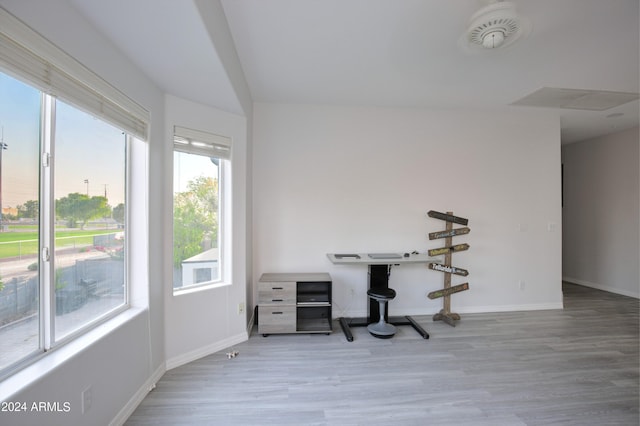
[367,321,396,338]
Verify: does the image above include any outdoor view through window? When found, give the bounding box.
[173,149,221,290]
[0,71,127,372]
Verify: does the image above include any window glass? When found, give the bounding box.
[0,72,42,371]
[53,101,127,340]
[173,150,220,290]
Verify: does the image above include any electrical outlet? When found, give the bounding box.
[238,302,245,314]
[350,288,355,296]
[82,385,92,414]
[519,280,526,290]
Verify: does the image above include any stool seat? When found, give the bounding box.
[367,287,396,300]
[367,287,397,338]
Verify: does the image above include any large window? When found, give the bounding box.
[0,7,148,378]
[173,126,230,292]
[0,71,129,373]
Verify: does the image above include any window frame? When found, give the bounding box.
[46,102,132,347]
[0,73,134,379]
[172,126,231,295]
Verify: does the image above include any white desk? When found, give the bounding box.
[327,252,437,265]
[327,252,439,341]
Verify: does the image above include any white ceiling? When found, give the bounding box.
[70,0,639,144]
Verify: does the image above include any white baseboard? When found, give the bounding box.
[335,301,564,320]
[247,308,255,335]
[452,302,564,313]
[109,363,166,426]
[165,331,249,371]
[563,276,640,299]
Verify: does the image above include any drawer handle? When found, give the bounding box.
[272,311,283,315]
[272,287,283,290]
[272,299,283,302]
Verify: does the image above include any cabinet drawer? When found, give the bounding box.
[258,281,296,304]
[258,306,296,334]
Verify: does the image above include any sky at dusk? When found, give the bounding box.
[0,71,126,210]
[173,151,219,196]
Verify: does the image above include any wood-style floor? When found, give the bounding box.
[125,283,639,425]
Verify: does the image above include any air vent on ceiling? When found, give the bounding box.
[511,87,640,111]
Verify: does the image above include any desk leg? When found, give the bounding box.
[339,317,354,342]
[368,264,390,322]
[388,315,430,339]
[405,316,430,339]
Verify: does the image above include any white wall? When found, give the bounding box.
[253,104,563,317]
[562,127,640,298]
[164,95,249,369]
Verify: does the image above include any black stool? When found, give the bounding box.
[367,287,397,338]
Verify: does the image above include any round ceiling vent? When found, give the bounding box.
[459,1,531,52]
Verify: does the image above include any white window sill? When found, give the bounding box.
[173,281,231,297]
[0,307,147,401]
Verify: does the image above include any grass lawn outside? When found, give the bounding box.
[0,229,118,259]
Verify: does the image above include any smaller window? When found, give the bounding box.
[172,126,230,293]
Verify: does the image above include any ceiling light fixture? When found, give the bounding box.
[459,1,531,52]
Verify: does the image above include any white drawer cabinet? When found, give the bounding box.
[257,306,296,334]
[257,273,332,336]
[257,281,296,305]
